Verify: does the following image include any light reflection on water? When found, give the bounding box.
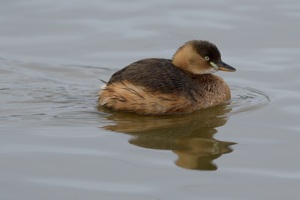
[101,105,234,171]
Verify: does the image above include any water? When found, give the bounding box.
[1,0,300,199]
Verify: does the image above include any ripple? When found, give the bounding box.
[228,85,271,116]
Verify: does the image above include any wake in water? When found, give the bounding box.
[229,85,271,116]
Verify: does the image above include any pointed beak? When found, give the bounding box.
[217,61,236,72]
[210,61,236,72]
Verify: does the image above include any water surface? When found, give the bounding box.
[1,0,300,200]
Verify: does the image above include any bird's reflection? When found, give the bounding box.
[99,104,236,171]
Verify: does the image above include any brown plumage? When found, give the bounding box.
[98,40,236,115]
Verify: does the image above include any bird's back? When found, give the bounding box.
[107,58,194,95]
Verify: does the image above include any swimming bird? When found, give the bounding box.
[98,40,236,115]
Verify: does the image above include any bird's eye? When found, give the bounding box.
[204,56,210,61]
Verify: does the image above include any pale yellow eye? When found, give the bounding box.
[204,56,210,61]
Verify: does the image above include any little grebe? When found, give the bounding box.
[98,40,236,115]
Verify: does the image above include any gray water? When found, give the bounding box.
[1,0,300,199]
